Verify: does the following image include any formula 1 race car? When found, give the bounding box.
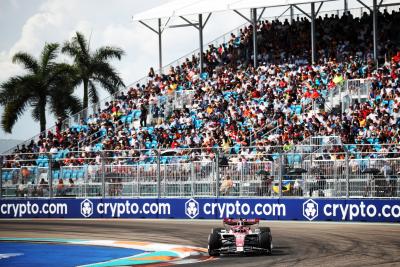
[208,218,272,256]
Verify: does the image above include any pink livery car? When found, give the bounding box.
[208,218,272,256]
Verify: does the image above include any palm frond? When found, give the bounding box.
[0,75,35,105]
[47,63,80,89]
[61,40,80,57]
[40,43,60,73]
[94,46,125,61]
[74,32,90,56]
[31,102,41,121]
[92,61,125,88]
[12,52,39,74]
[1,95,30,133]
[61,31,125,109]
[49,87,82,118]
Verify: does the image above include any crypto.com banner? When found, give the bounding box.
[0,198,399,222]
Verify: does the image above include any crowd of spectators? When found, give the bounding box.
[3,8,400,170]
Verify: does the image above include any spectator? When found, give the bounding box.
[140,103,148,127]
[56,179,65,197]
[220,175,234,196]
[66,178,75,195]
[38,178,48,197]
[17,180,27,197]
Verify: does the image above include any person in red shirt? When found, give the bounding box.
[304,89,312,98]
[311,89,320,99]
[171,139,179,149]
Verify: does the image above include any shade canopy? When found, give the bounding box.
[132,0,338,21]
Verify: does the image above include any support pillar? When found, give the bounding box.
[157,149,161,198]
[345,152,350,198]
[290,5,294,24]
[311,2,316,64]
[101,152,105,198]
[373,0,378,61]
[215,150,220,198]
[158,18,162,74]
[278,154,283,198]
[48,154,53,198]
[198,14,204,73]
[252,8,258,68]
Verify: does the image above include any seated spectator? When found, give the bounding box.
[66,178,75,195]
[257,176,273,196]
[220,176,233,196]
[38,178,48,197]
[56,179,65,197]
[16,180,27,197]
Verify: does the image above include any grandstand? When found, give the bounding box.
[1,0,400,199]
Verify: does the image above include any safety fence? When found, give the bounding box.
[1,148,400,199]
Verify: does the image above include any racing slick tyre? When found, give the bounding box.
[211,227,224,234]
[259,227,271,234]
[258,227,272,255]
[208,232,221,256]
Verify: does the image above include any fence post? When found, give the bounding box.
[0,156,3,199]
[101,152,106,198]
[137,162,140,197]
[157,149,161,198]
[345,152,349,199]
[216,150,220,198]
[48,153,53,198]
[278,154,283,198]
[191,162,195,197]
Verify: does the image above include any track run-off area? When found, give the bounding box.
[0,219,399,267]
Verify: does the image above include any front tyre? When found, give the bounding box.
[208,232,221,256]
[258,229,272,255]
[211,227,224,234]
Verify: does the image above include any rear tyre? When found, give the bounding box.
[208,232,221,256]
[258,228,272,255]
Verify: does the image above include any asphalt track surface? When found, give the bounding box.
[0,219,399,267]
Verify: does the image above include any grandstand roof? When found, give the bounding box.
[132,0,338,21]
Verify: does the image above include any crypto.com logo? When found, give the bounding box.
[81,199,93,218]
[303,199,318,221]
[185,198,199,219]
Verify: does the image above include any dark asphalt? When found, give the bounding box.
[0,219,399,267]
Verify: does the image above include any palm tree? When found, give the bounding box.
[0,43,82,133]
[62,31,125,109]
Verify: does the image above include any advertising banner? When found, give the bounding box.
[0,198,399,222]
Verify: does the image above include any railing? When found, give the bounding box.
[324,78,373,114]
[1,148,400,199]
[346,78,373,101]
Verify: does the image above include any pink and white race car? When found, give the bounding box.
[208,218,272,256]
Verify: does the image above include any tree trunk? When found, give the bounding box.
[83,78,88,109]
[83,79,88,120]
[39,98,46,132]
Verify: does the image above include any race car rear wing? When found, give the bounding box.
[223,218,260,226]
